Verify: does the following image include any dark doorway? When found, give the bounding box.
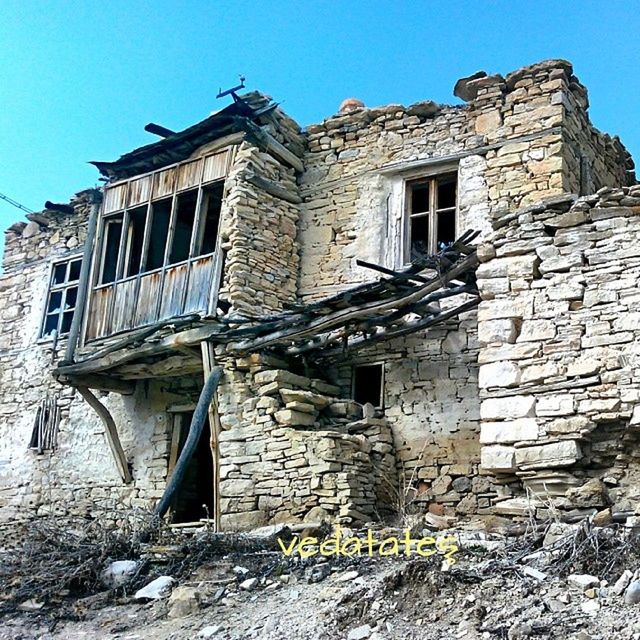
[171,412,215,523]
[352,363,385,408]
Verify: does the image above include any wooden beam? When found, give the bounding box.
[202,343,222,532]
[60,374,136,395]
[242,121,304,173]
[245,171,302,204]
[76,386,132,483]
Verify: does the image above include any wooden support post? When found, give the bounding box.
[77,386,132,483]
[201,342,222,531]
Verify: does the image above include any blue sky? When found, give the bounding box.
[1,1,639,259]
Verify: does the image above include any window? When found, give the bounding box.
[352,363,385,408]
[406,173,457,260]
[41,256,82,339]
[98,181,224,285]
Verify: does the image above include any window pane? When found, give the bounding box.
[69,259,82,282]
[65,286,78,309]
[101,218,123,284]
[43,314,58,337]
[61,310,74,334]
[437,210,456,249]
[410,215,429,256]
[199,182,224,256]
[52,263,67,285]
[169,190,198,264]
[411,183,430,214]
[125,206,147,277]
[437,175,456,210]
[146,199,172,271]
[47,291,63,313]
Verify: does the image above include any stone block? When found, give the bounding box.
[480,418,539,444]
[480,445,516,472]
[515,440,581,470]
[478,361,522,388]
[517,319,557,342]
[478,318,519,345]
[274,409,316,427]
[476,255,539,280]
[536,394,575,417]
[481,396,536,420]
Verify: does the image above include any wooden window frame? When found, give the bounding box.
[39,254,83,341]
[405,172,457,260]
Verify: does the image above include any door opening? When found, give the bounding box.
[169,411,215,523]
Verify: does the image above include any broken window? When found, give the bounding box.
[29,394,60,453]
[197,182,224,256]
[406,173,457,259]
[124,206,147,277]
[352,363,385,408]
[169,190,198,264]
[41,256,82,339]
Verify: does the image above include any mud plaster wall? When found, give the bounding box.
[476,185,640,517]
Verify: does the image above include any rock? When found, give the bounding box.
[454,70,488,101]
[515,440,581,470]
[480,419,538,445]
[336,570,359,582]
[134,576,175,600]
[581,599,600,615]
[306,563,331,583]
[240,577,259,591]
[543,522,576,547]
[347,624,372,640]
[481,445,516,472]
[625,580,640,604]
[612,570,633,595]
[233,565,250,576]
[17,599,44,611]
[100,559,140,589]
[566,479,608,509]
[568,574,599,590]
[168,586,201,618]
[593,508,613,527]
[198,626,223,639]
[508,621,533,639]
[452,476,471,492]
[423,512,453,530]
[522,567,547,581]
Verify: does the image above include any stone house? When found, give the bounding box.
[0,59,637,529]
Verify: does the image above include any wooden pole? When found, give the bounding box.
[63,189,102,364]
[201,342,222,531]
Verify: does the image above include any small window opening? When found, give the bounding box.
[124,206,147,277]
[352,363,384,408]
[101,216,123,284]
[146,198,172,271]
[198,182,224,256]
[170,190,198,264]
[40,256,82,339]
[407,172,457,259]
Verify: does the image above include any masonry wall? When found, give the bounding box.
[0,194,209,524]
[295,59,633,517]
[476,185,640,519]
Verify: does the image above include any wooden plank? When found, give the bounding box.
[201,342,222,532]
[60,374,136,395]
[184,255,215,314]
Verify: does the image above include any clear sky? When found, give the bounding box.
[1,1,639,260]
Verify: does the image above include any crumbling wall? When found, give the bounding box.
[476,185,640,519]
[0,194,202,523]
[295,59,635,517]
[215,356,396,528]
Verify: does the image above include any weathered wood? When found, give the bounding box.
[76,386,132,483]
[202,342,222,531]
[243,121,304,173]
[60,374,136,395]
[155,366,223,518]
[227,252,479,354]
[63,190,102,364]
[117,354,203,379]
[245,171,302,204]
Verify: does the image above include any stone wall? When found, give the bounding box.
[215,356,396,528]
[476,185,640,519]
